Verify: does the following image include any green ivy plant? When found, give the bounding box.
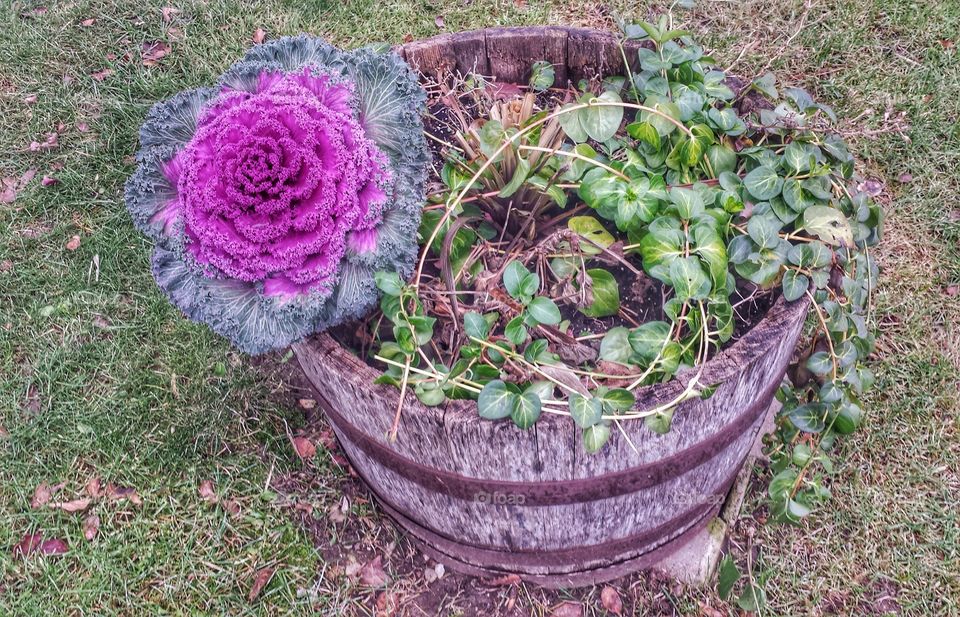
[370,15,881,527]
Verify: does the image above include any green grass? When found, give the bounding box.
[1,0,958,615]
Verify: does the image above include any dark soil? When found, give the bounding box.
[331,80,778,370]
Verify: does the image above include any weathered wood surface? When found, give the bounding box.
[398,26,643,86]
[294,28,811,586]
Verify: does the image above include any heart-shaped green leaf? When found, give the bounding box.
[669,256,712,301]
[629,321,671,362]
[743,165,783,200]
[569,394,603,428]
[599,327,632,363]
[579,269,620,318]
[802,206,854,247]
[478,380,517,420]
[782,269,809,301]
[582,90,624,143]
[582,423,612,452]
[511,391,542,428]
[463,311,489,340]
[527,296,562,325]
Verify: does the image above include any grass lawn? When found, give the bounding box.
[1,0,958,615]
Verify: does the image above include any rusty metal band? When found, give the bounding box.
[304,359,779,507]
[404,510,716,588]
[359,453,744,582]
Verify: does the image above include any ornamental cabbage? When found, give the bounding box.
[126,36,428,354]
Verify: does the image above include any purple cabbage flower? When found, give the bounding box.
[126,37,428,353]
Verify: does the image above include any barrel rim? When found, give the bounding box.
[297,294,807,427]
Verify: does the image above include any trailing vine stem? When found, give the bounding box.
[806,289,839,380]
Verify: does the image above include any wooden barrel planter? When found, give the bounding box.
[294,27,811,587]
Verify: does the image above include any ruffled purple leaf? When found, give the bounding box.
[126,37,428,354]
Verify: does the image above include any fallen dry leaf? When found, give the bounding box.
[29,133,58,152]
[857,178,883,197]
[76,122,90,133]
[375,590,400,616]
[80,18,95,27]
[23,94,38,104]
[600,585,623,615]
[317,429,337,451]
[41,176,58,187]
[550,601,583,617]
[162,6,180,22]
[360,556,390,588]
[223,498,241,516]
[12,534,68,559]
[328,498,347,523]
[106,483,142,505]
[142,41,172,67]
[939,39,955,49]
[20,7,48,19]
[91,68,114,82]
[31,482,65,509]
[294,501,314,515]
[434,15,445,30]
[403,33,414,44]
[292,436,316,460]
[485,573,522,586]
[49,498,91,513]
[297,398,316,410]
[248,567,275,602]
[66,235,81,251]
[897,172,913,183]
[253,28,266,44]
[23,385,42,415]
[423,562,445,583]
[0,425,8,438]
[698,602,726,617]
[946,285,959,297]
[20,168,38,185]
[83,514,100,541]
[199,480,217,504]
[85,476,102,498]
